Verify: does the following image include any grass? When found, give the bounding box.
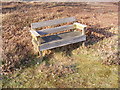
[2,39,118,88]
[1,2,118,88]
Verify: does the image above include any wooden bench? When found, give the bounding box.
[30,17,87,56]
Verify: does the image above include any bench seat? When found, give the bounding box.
[39,31,86,51]
[40,31,82,44]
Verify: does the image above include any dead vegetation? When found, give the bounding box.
[1,2,119,88]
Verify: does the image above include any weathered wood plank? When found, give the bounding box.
[40,35,86,51]
[31,17,76,29]
[32,31,82,44]
[37,24,74,35]
[41,31,82,43]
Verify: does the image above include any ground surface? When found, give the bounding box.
[1,2,119,88]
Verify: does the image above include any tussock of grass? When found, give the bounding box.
[2,42,118,88]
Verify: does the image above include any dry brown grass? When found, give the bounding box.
[1,2,119,88]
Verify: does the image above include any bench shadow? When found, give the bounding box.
[86,25,116,45]
[45,25,116,58]
[41,35,62,44]
[2,25,116,73]
[17,25,116,69]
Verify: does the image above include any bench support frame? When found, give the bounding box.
[30,17,87,58]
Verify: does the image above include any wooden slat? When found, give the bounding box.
[41,31,82,43]
[39,35,86,51]
[33,31,82,44]
[31,17,76,29]
[37,24,74,35]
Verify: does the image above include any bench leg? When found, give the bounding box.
[32,39,43,59]
[82,41,85,47]
[37,51,43,60]
[32,39,38,53]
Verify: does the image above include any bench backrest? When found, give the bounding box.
[31,17,76,29]
[36,24,74,35]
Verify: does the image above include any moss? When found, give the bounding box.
[2,49,118,88]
